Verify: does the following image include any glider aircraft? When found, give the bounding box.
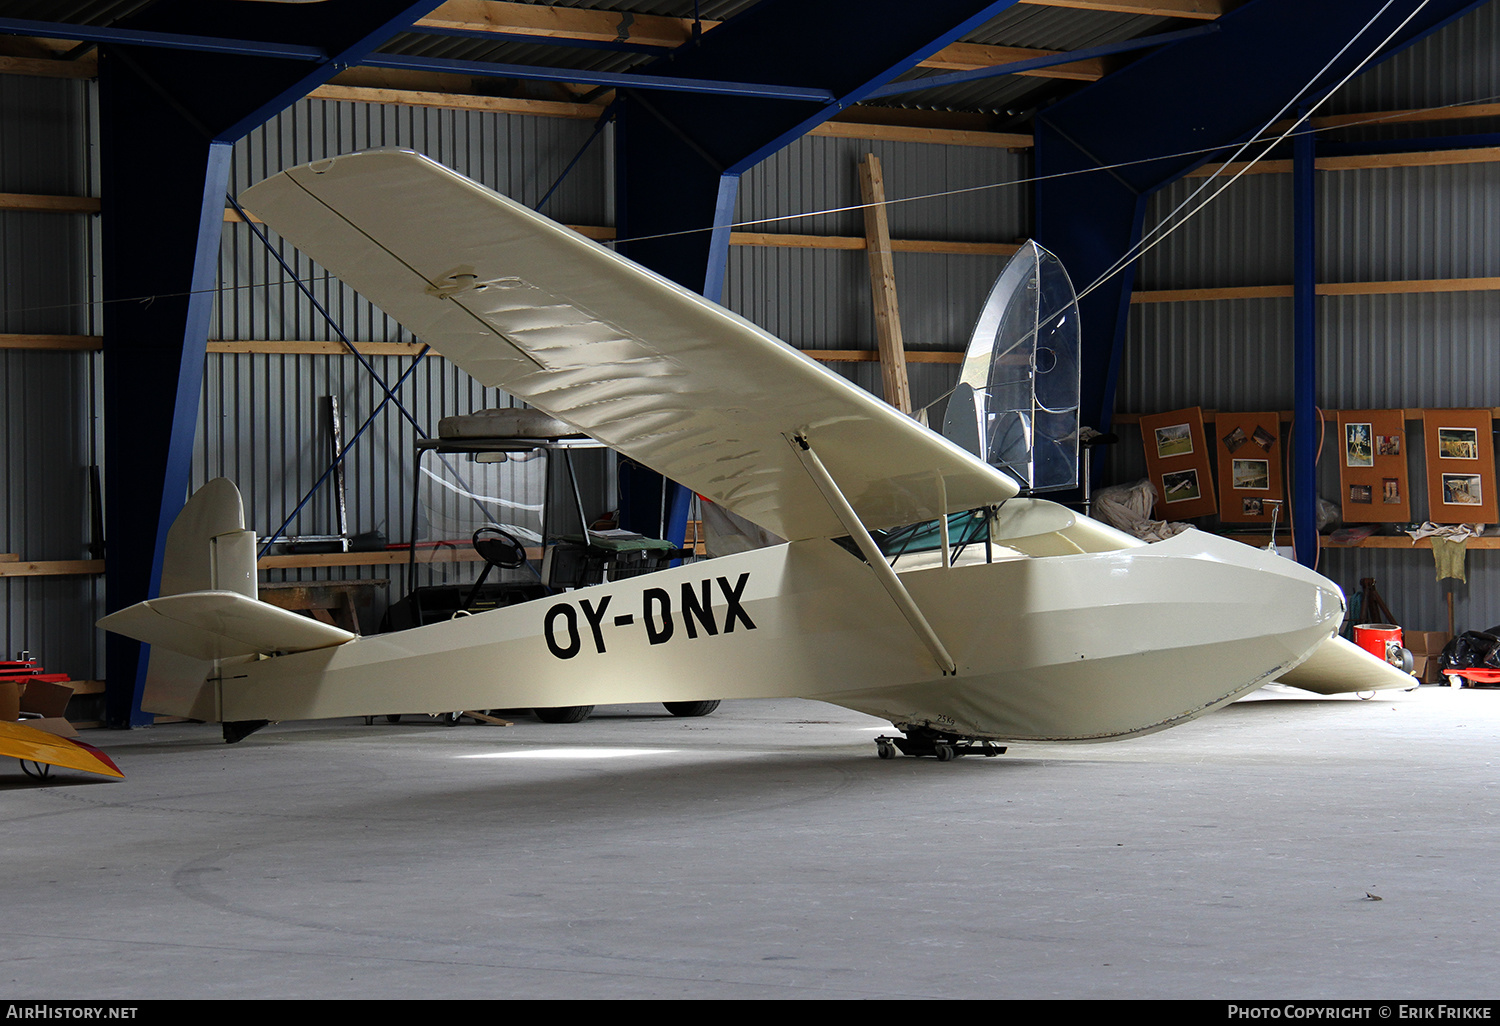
[99,149,1412,759]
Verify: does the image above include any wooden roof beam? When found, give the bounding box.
[418,1,706,48]
[1185,145,1500,176]
[0,35,97,77]
[922,41,1103,80]
[0,6,1108,89]
[1018,0,1228,18]
[418,3,1103,81]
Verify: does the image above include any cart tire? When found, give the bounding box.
[386,715,402,724]
[534,706,594,724]
[663,700,720,718]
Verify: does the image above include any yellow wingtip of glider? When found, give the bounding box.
[0,721,125,779]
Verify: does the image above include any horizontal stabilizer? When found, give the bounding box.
[98,591,356,661]
[1277,634,1415,694]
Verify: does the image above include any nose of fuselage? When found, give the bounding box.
[1203,531,1346,630]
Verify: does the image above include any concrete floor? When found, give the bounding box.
[4,685,1498,1000]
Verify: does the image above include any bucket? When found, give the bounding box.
[1354,623,1403,664]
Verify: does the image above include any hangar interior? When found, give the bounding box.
[3,0,1500,1000]
[5,0,1500,718]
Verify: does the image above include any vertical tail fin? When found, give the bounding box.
[159,477,258,601]
[145,478,256,721]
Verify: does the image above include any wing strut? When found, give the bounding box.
[789,434,958,676]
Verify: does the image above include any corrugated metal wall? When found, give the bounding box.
[1114,5,1500,634]
[1328,0,1500,117]
[729,133,1030,412]
[0,74,101,677]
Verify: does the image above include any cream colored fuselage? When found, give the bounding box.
[217,528,1343,742]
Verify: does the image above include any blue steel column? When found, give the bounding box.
[99,2,441,726]
[703,173,742,305]
[1292,109,1318,569]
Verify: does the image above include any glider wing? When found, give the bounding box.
[242,150,1019,541]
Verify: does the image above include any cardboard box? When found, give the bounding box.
[22,717,78,739]
[1407,631,1452,656]
[3,678,77,727]
[1408,633,1452,683]
[1394,632,1450,684]
[18,679,74,718]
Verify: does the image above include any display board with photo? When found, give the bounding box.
[1215,412,1283,524]
[1139,407,1217,519]
[1423,410,1497,523]
[1337,410,1410,523]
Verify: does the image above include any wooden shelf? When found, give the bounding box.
[1203,531,1497,551]
[1115,408,1500,424]
[1318,534,1500,550]
[0,559,104,577]
[0,548,490,578]
[256,547,489,570]
[1132,277,1500,304]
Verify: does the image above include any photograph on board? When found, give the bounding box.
[1438,427,1479,460]
[1345,423,1373,467]
[1162,468,1201,503]
[1155,423,1194,459]
[1232,459,1270,491]
[1443,474,1483,505]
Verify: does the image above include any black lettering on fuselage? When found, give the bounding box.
[579,595,611,654]
[717,573,756,632]
[643,588,674,645]
[680,580,717,639]
[541,573,755,659]
[543,603,580,659]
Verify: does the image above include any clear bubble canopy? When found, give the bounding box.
[941,240,1081,494]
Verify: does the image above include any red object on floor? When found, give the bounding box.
[1443,668,1500,686]
[1353,623,1402,662]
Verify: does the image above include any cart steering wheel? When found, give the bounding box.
[472,525,528,570]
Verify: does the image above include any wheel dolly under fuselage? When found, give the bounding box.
[875,726,1008,761]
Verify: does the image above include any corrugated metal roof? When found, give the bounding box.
[0,0,1210,122]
